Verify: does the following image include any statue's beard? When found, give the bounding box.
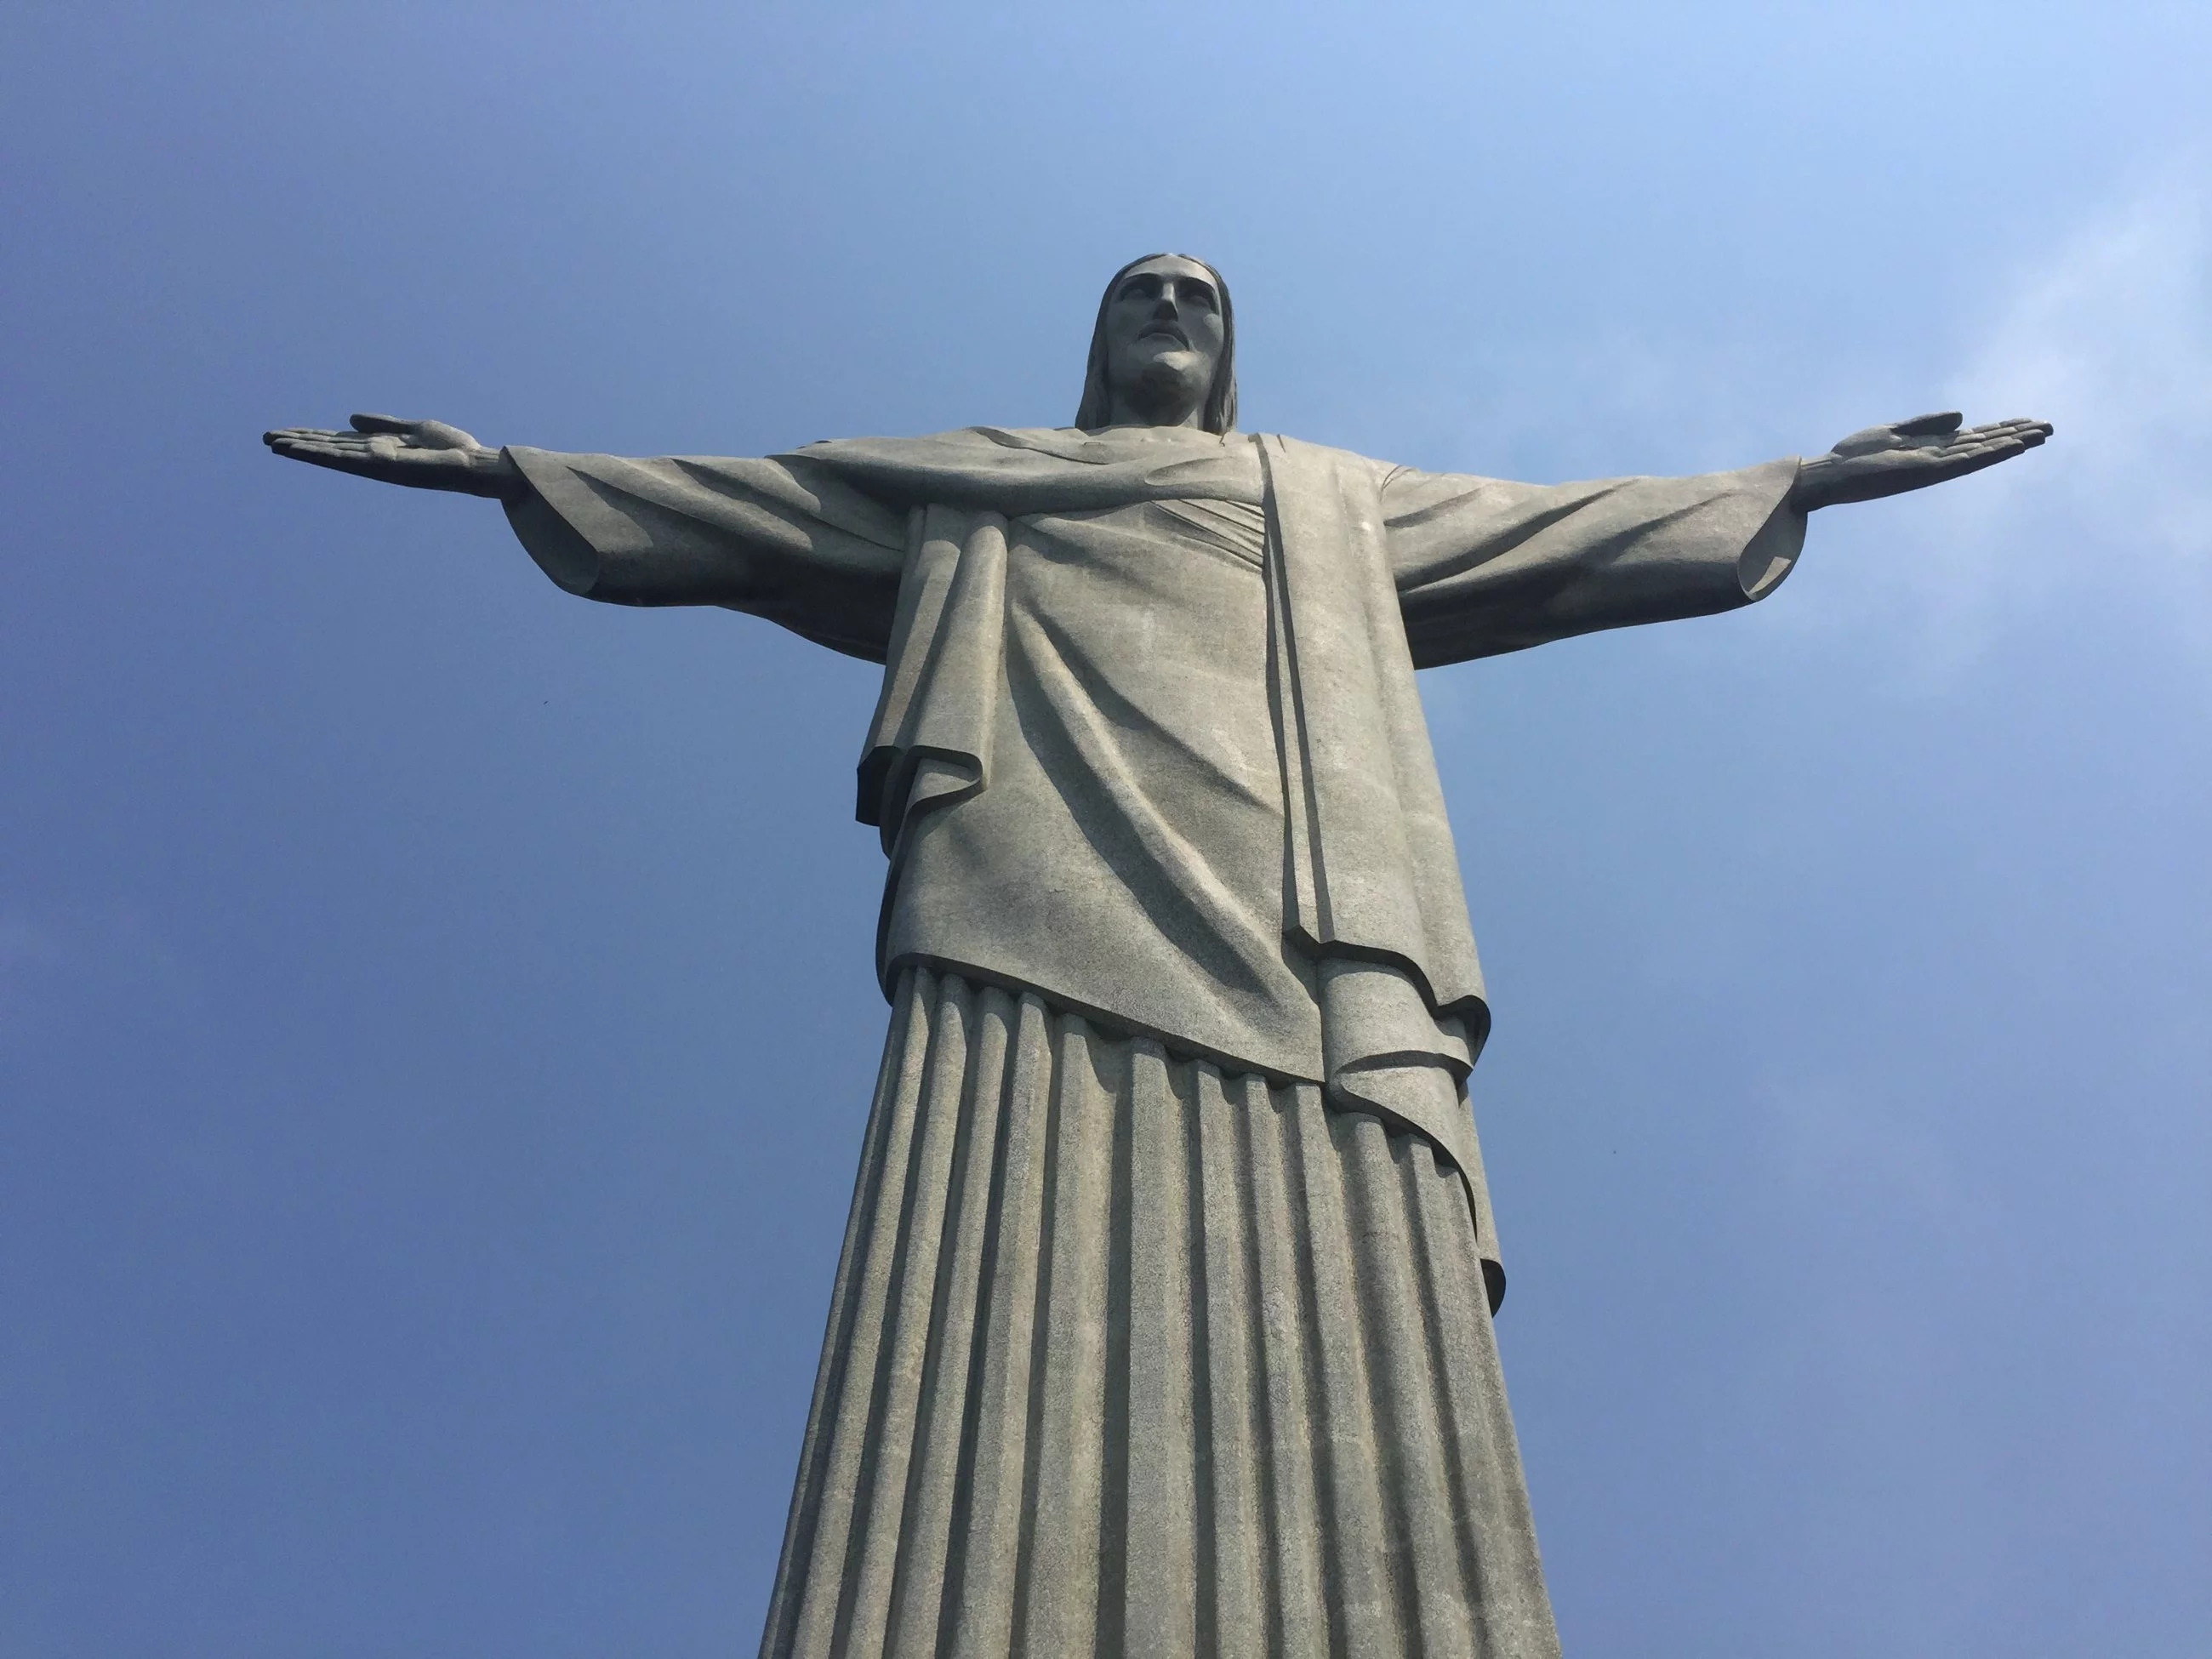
[1117,354,1211,425]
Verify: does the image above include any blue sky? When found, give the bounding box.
[3,5,2207,1654]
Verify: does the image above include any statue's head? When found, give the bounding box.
[1075,254,1238,434]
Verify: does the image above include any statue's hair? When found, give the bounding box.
[1074,253,1239,434]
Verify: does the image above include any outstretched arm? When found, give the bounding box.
[263,413,909,661]
[1787,412,2051,511]
[1387,408,2053,666]
[1385,456,1808,666]
[265,414,518,498]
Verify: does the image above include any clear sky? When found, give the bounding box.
[3,5,2208,1655]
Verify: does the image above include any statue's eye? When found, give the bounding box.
[1118,276,1160,303]
[1180,282,1218,311]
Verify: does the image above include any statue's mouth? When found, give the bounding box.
[1139,324,1189,347]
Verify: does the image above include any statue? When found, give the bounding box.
[268,254,2050,1659]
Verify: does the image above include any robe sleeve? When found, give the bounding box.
[499,447,911,664]
[1382,457,1808,668]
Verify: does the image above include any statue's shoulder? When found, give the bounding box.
[1250,431,1386,464]
[770,427,1134,511]
[952,425,1226,465]
[782,426,1094,473]
[791,425,1069,454]
[1247,433,1400,493]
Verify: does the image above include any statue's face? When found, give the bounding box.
[1101,255,1226,426]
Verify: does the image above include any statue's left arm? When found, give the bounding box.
[499,445,909,661]
[265,415,910,663]
[1386,412,2049,666]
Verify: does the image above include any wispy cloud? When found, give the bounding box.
[1880,167,2212,671]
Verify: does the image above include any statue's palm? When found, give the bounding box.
[264,413,515,497]
[1791,411,2052,510]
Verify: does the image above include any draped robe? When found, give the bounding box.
[497,423,1804,1656]
[502,423,1801,1205]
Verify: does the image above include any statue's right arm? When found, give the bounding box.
[265,415,909,663]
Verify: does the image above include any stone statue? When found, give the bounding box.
[268,254,2050,1658]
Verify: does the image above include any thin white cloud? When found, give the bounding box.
[1884,167,2212,671]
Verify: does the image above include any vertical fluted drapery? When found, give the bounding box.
[761,966,1559,1658]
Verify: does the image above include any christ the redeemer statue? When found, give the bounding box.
[268,254,2049,1659]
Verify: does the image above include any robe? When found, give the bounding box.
[502,423,1802,1187]
[498,424,1805,1657]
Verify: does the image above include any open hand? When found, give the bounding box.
[263,413,517,499]
[1787,412,2052,512]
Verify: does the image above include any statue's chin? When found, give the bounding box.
[1117,354,1210,424]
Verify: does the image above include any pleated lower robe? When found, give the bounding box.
[760,967,1560,1658]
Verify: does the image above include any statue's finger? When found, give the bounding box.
[271,441,376,470]
[1893,411,1964,437]
[271,436,352,458]
[350,412,417,434]
[1922,448,2010,484]
[1949,427,2016,454]
[1964,420,2050,450]
[1955,439,2032,473]
[1830,425,1905,457]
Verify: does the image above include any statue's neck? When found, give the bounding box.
[1103,383,1207,430]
